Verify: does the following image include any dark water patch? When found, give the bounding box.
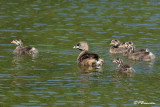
[7,2,19,5]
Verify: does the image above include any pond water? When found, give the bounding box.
[0,0,160,106]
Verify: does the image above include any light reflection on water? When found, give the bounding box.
[0,0,160,106]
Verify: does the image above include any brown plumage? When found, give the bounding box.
[120,41,147,54]
[11,39,38,55]
[113,58,135,73]
[109,39,128,53]
[122,42,155,61]
[73,41,104,67]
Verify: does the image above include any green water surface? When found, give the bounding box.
[0,0,160,106]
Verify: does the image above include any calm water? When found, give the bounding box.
[0,0,160,106]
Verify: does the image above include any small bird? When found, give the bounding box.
[73,41,104,68]
[121,42,155,61]
[11,39,38,55]
[113,58,135,73]
[109,39,128,53]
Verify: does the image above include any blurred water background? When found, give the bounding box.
[0,0,160,106]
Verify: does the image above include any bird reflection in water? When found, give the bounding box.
[12,54,38,70]
[114,70,135,78]
[78,65,103,78]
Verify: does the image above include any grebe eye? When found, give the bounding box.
[77,43,80,46]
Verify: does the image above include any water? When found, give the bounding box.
[0,0,160,106]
